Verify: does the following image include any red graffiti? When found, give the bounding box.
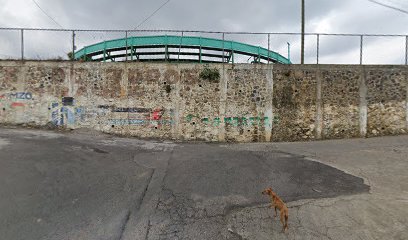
[11,102,25,107]
[151,109,163,120]
[0,94,5,99]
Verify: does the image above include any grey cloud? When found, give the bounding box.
[0,0,407,63]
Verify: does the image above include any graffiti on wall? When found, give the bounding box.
[48,101,173,128]
[77,105,110,122]
[10,92,33,100]
[186,114,280,127]
[62,97,74,106]
[0,94,6,108]
[0,92,33,109]
[109,118,173,126]
[108,107,173,128]
[0,94,5,116]
[50,97,83,126]
[112,107,151,113]
[45,100,281,130]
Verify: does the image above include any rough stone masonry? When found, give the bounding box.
[0,61,407,142]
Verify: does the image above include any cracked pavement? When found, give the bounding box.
[1,127,407,239]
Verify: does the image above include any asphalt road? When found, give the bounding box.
[0,127,370,240]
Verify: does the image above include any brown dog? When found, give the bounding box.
[262,187,289,233]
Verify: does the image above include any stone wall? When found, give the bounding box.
[0,61,406,142]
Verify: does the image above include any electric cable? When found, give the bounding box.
[134,0,172,30]
[367,0,408,15]
[31,0,64,28]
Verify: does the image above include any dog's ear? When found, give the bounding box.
[268,187,273,192]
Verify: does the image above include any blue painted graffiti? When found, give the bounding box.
[10,92,33,100]
[61,107,75,124]
[109,119,173,126]
[50,97,82,126]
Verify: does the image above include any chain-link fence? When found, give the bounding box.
[0,27,407,65]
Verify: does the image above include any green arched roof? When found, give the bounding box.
[74,35,291,64]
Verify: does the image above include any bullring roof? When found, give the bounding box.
[74,35,291,64]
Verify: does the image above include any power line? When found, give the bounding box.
[384,0,408,13]
[30,0,96,49]
[386,0,408,9]
[134,0,172,30]
[367,0,408,15]
[30,0,70,56]
[31,0,64,28]
[301,0,305,64]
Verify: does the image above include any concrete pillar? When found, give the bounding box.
[315,68,323,139]
[15,61,27,124]
[66,61,75,98]
[218,65,228,141]
[19,61,27,94]
[359,66,368,137]
[122,62,130,134]
[121,62,128,99]
[406,70,408,132]
[265,64,274,142]
[172,65,182,140]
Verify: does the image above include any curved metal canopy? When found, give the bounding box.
[74,35,291,64]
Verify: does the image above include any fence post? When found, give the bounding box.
[257,46,261,63]
[360,35,363,65]
[20,29,24,60]
[287,42,291,62]
[165,35,168,62]
[222,33,225,63]
[103,41,106,62]
[316,34,320,64]
[125,31,128,61]
[405,35,407,65]
[199,36,202,63]
[178,31,183,62]
[72,31,75,61]
[267,33,270,64]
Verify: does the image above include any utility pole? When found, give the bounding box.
[287,42,291,62]
[301,0,305,64]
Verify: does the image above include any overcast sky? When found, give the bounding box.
[0,0,407,63]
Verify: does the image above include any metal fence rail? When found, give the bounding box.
[0,27,407,65]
